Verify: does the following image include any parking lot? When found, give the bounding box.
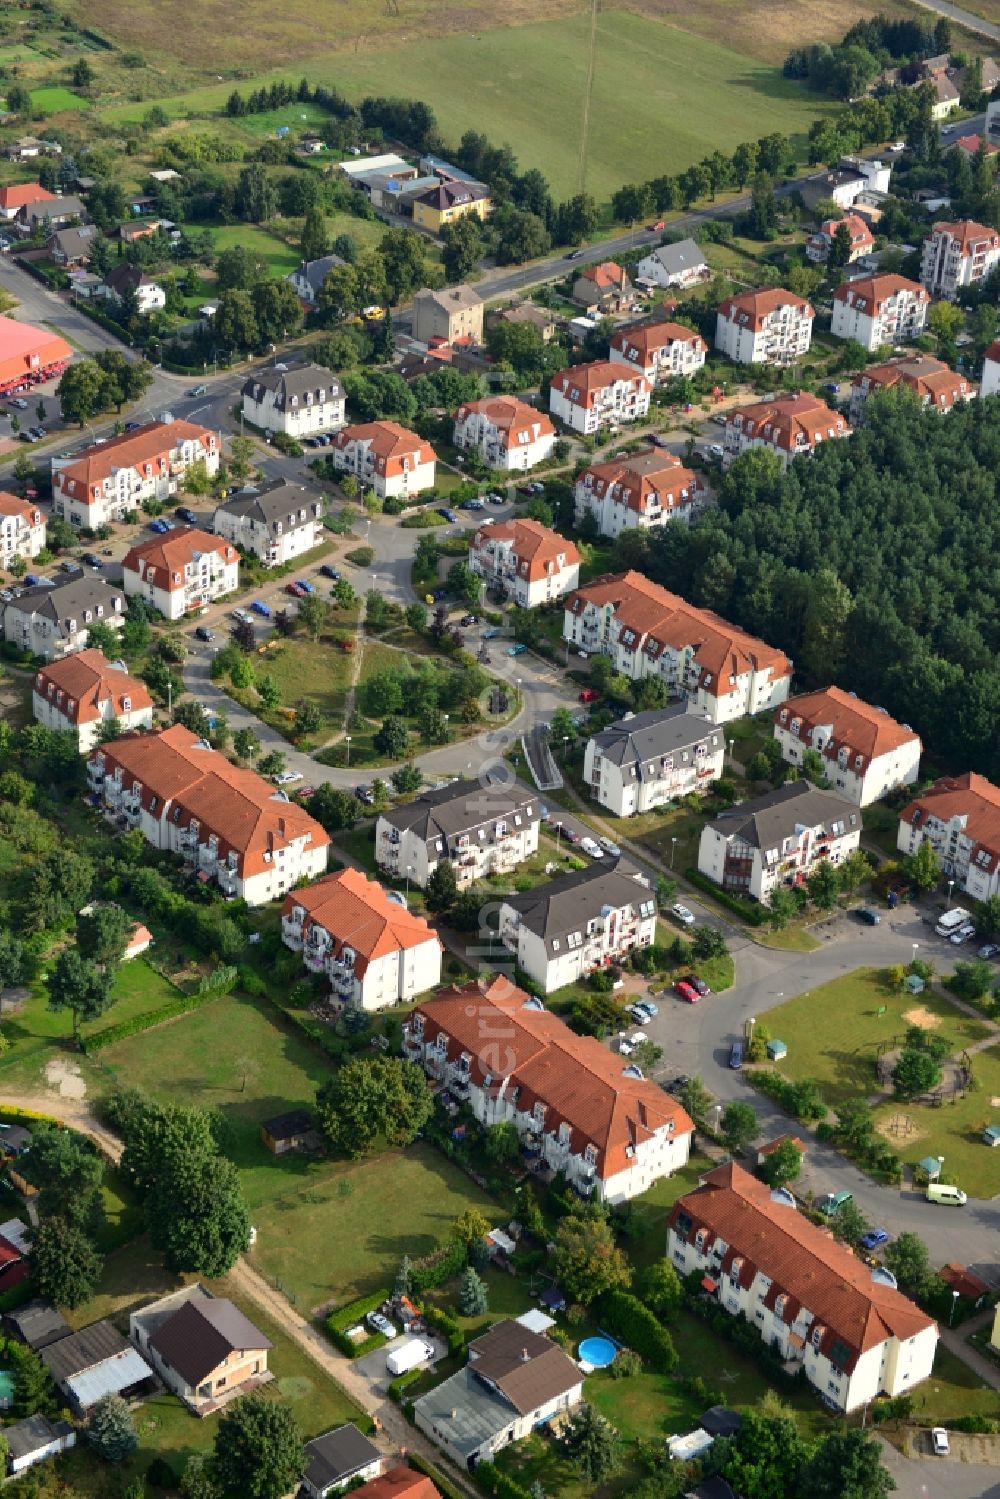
[351,1331,446,1398]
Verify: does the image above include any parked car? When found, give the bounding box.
[709,443,725,460]
[688,974,710,996]
[355,784,375,805]
[930,1429,950,1456]
[24,573,40,586]
[887,141,905,153]
[124,421,141,432]
[482,626,501,641]
[319,564,341,580]
[461,498,485,510]
[562,826,581,845]
[579,687,600,703]
[565,248,584,260]
[29,426,45,440]
[175,506,197,524]
[663,1074,689,1094]
[82,552,102,568]
[950,923,976,945]
[977,943,1000,960]
[506,642,527,656]
[675,979,700,1004]
[579,837,604,860]
[195,626,215,642]
[598,835,621,857]
[671,903,696,927]
[516,484,534,496]
[637,998,658,1017]
[8,398,28,410]
[296,579,316,594]
[855,906,881,925]
[250,600,271,617]
[286,581,307,597]
[149,518,169,533]
[859,1228,890,1251]
[437,507,458,523]
[17,430,36,443]
[231,608,251,624]
[628,1004,652,1025]
[460,613,479,626]
[487,493,506,506]
[187,384,208,397]
[273,769,302,786]
[366,1310,397,1339]
[817,1190,853,1217]
[728,1039,744,1068]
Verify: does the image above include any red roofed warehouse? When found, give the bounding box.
[724,393,851,470]
[0,490,45,565]
[715,288,814,366]
[565,571,791,724]
[405,978,693,1202]
[88,724,330,906]
[549,360,651,435]
[0,315,71,398]
[897,773,1000,902]
[33,649,154,751]
[453,396,555,471]
[330,421,436,500]
[281,869,442,1011]
[831,274,929,352]
[468,518,580,608]
[574,448,701,538]
[668,1162,938,1412]
[850,356,973,421]
[122,527,239,621]
[774,687,921,806]
[921,219,1000,300]
[0,183,57,220]
[51,420,220,531]
[609,319,707,383]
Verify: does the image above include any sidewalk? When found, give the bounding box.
[938,1308,1000,1393]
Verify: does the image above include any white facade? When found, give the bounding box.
[468,523,580,609]
[452,401,556,471]
[3,587,124,660]
[498,883,658,995]
[548,365,651,436]
[921,221,1000,300]
[573,454,700,538]
[0,497,44,564]
[32,673,152,752]
[123,536,239,622]
[896,777,1000,903]
[774,697,921,808]
[212,489,323,567]
[375,799,541,890]
[609,326,706,383]
[241,367,346,438]
[715,293,814,367]
[830,280,929,351]
[52,424,220,531]
[281,903,442,1013]
[982,343,1000,399]
[697,788,862,903]
[584,718,725,817]
[329,425,436,500]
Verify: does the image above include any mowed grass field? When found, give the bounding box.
[873,1043,1000,1200]
[29,84,89,113]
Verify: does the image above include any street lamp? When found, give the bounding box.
[911,941,919,966]
[713,1102,722,1137]
[345,734,351,768]
[949,1290,960,1327]
[405,863,414,900]
[947,878,955,904]
[554,821,563,853]
[727,738,735,770]
[670,836,678,869]
[748,1015,756,1048]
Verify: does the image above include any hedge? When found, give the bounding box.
[423,1303,464,1356]
[684,867,766,926]
[473,1461,533,1499]
[81,988,220,1052]
[387,1367,424,1405]
[324,1288,391,1359]
[408,1454,465,1499]
[410,1237,467,1295]
[0,1106,64,1130]
[0,1280,34,1315]
[599,1290,678,1374]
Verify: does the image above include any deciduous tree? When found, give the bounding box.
[30,1217,103,1309]
[46,948,115,1043]
[551,1203,631,1305]
[315,1056,432,1157]
[213,1392,303,1499]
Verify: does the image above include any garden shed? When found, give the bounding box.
[766,1039,788,1061]
[983,1125,1000,1147]
[905,974,925,995]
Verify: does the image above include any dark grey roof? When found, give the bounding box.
[686,1480,738,1499]
[215,479,322,532]
[378,779,538,851]
[706,778,861,851]
[645,237,707,276]
[412,1367,517,1458]
[5,1299,70,1350]
[240,362,342,412]
[502,859,655,943]
[590,706,721,776]
[291,253,345,298]
[41,1319,129,1382]
[4,1414,73,1461]
[19,196,87,227]
[149,1296,271,1386]
[699,1405,743,1437]
[303,1423,381,1492]
[4,576,124,634]
[262,1108,312,1139]
[50,224,96,257]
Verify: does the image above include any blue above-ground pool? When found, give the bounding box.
[578,1335,617,1368]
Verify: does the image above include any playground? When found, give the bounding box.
[872,1043,1000,1200]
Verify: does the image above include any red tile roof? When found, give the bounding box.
[282,869,440,979]
[0,183,56,212]
[471,517,580,582]
[757,1134,808,1158]
[776,686,920,772]
[123,526,236,595]
[610,320,707,368]
[728,392,850,454]
[670,1163,935,1369]
[0,315,71,388]
[853,356,970,406]
[414,977,692,1181]
[331,421,435,479]
[578,260,629,291]
[356,1469,440,1499]
[34,648,153,727]
[567,571,789,702]
[550,360,650,407]
[833,273,928,314]
[930,219,1000,254]
[939,1264,989,1299]
[578,448,700,516]
[54,420,217,501]
[455,396,555,443]
[717,287,814,331]
[92,724,329,881]
[954,133,999,156]
[0,490,41,526]
[900,773,1000,874]
[817,214,873,249]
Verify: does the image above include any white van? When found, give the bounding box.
[926,1183,967,1205]
[934,907,971,938]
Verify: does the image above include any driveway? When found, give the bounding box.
[352,1332,445,1398]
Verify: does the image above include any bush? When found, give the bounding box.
[324,1289,392,1358]
[409,1454,465,1499]
[599,1290,678,1373]
[81,989,218,1053]
[684,867,766,925]
[473,1461,533,1499]
[423,1303,464,1356]
[388,1368,424,1404]
[409,1237,467,1295]
[345,546,375,567]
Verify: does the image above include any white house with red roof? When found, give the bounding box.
[0,490,45,564]
[897,772,1000,902]
[329,421,436,500]
[51,420,219,531]
[548,360,650,435]
[850,356,973,421]
[281,869,442,1011]
[668,1162,937,1412]
[33,649,153,751]
[724,393,850,470]
[574,449,700,537]
[715,288,814,366]
[982,340,1000,399]
[921,219,1000,300]
[831,273,930,352]
[773,687,921,806]
[122,527,239,621]
[564,571,791,724]
[88,724,329,906]
[468,518,580,608]
[405,978,694,1202]
[452,396,555,471]
[609,320,706,383]
[806,213,874,265]
[0,183,56,220]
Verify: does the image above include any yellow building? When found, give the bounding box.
[991,1302,1000,1352]
[412,180,491,234]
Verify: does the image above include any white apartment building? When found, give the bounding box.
[921,219,1000,300]
[468,518,580,609]
[452,396,556,471]
[697,779,862,903]
[574,449,701,537]
[375,780,540,890]
[564,571,791,725]
[499,860,657,994]
[830,273,930,352]
[774,687,922,807]
[724,393,850,470]
[584,706,724,817]
[3,576,125,660]
[805,213,873,264]
[897,772,1000,902]
[87,724,329,906]
[715,288,814,366]
[51,421,219,531]
[240,364,345,439]
[850,356,973,421]
[329,421,436,500]
[982,339,1000,399]
[32,649,153,752]
[404,977,694,1203]
[281,868,442,1012]
[122,528,239,622]
[609,321,707,383]
[213,481,323,567]
[668,1162,938,1414]
[548,360,651,436]
[0,491,44,565]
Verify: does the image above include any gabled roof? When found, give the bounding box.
[455,395,554,442]
[670,1163,935,1370]
[16,195,85,226]
[352,1467,439,1499]
[378,778,538,846]
[282,869,440,979]
[303,1424,382,1493]
[833,272,928,313]
[49,224,96,258]
[589,705,721,770]
[985,340,1000,366]
[0,490,41,525]
[578,447,698,515]
[900,772,1000,872]
[718,287,813,329]
[727,392,850,453]
[415,180,489,210]
[930,218,1000,253]
[215,479,322,531]
[706,778,861,850]
[240,362,342,411]
[4,575,124,634]
[104,261,159,294]
[642,237,707,276]
[502,858,655,942]
[414,284,483,314]
[42,1320,130,1381]
[332,421,435,475]
[776,686,920,771]
[0,182,55,212]
[290,253,345,297]
[610,320,707,364]
[34,649,152,726]
[550,360,650,405]
[6,1298,71,1350]
[854,355,970,405]
[467,1318,582,1414]
[53,420,216,497]
[815,213,873,248]
[4,1415,73,1462]
[470,517,579,581]
[150,1297,271,1386]
[122,526,236,594]
[577,260,629,291]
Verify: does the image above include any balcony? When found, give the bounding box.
[402,1029,423,1058]
[198,845,218,872]
[218,869,238,897]
[281,915,303,949]
[303,944,329,973]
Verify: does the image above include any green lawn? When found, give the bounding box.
[755,968,992,1108]
[624,1154,712,1273]
[873,1044,1000,1200]
[236,100,334,137]
[913,1344,1000,1424]
[197,223,301,277]
[29,85,90,113]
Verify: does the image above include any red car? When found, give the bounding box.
[579,687,600,704]
[286,581,307,597]
[674,979,700,1003]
